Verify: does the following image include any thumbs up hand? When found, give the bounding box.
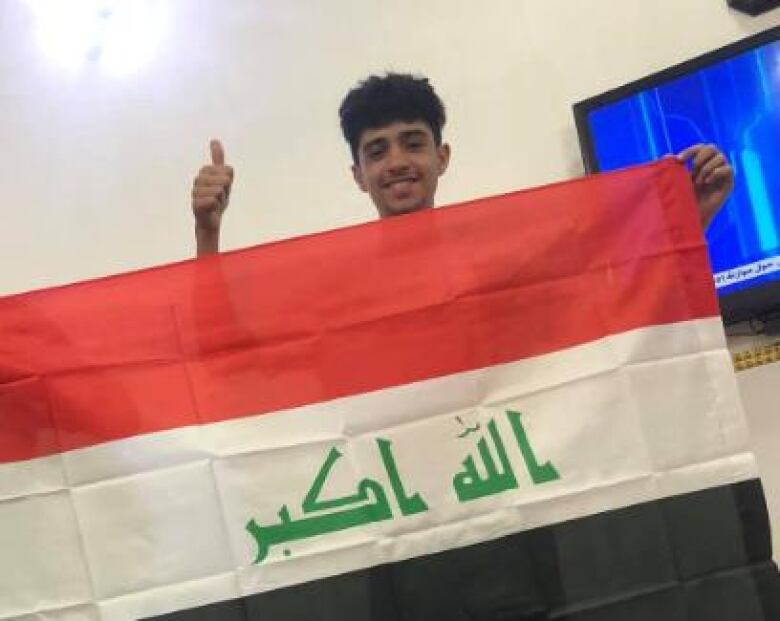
[192,139,234,256]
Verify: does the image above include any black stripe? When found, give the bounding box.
[146,480,779,621]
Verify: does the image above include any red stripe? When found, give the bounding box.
[0,161,718,463]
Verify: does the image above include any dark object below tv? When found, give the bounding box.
[728,0,780,16]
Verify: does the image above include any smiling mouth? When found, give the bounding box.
[384,177,418,189]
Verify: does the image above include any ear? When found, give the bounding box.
[437,143,451,176]
[352,163,368,192]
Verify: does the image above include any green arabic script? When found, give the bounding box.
[246,437,428,564]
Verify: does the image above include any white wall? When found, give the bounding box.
[1,0,778,555]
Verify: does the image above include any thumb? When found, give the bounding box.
[210,139,225,166]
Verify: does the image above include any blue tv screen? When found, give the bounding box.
[574,27,780,324]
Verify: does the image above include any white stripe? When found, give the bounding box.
[0,318,757,621]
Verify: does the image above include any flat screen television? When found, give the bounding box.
[574,26,780,326]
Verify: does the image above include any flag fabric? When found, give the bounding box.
[1,160,778,621]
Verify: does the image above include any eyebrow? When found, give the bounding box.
[399,129,428,140]
[361,129,430,153]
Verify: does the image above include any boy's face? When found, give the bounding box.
[352,120,450,218]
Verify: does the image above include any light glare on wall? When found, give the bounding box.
[26,0,166,77]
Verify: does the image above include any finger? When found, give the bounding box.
[198,165,226,176]
[193,173,233,188]
[704,166,734,188]
[210,139,225,166]
[196,165,233,182]
[684,148,718,183]
[198,164,233,178]
[691,149,721,184]
[696,155,726,185]
[691,145,717,171]
[676,144,703,163]
[677,144,720,175]
[192,186,226,201]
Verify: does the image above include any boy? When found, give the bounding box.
[190,73,733,256]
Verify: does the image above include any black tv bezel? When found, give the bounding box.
[572,26,780,327]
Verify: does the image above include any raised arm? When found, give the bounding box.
[191,139,234,256]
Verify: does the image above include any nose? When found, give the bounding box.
[386,143,411,173]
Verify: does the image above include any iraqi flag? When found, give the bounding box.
[1,160,778,621]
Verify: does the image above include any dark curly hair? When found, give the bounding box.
[339,73,446,163]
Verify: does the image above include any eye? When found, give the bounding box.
[403,134,428,151]
[366,144,386,160]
